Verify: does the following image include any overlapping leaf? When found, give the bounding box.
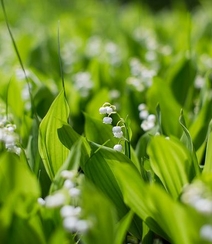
[84,143,143,239]
[108,159,206,244]
[147,136,196,199]
[38,91,70,180]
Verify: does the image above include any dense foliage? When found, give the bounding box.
[1,0,212,243]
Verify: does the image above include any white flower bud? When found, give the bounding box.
[63,216,78,232]
[106,106,113,114]
[138,103,146,111]
[69,187,81,198]
[139,110,149,119]
[113,144,122,152]
[64,179,75,189]
[147,114,156,122]
[60,205,81,218]
[103,117,112,124]
[61,170,76,179]
[112,126,122,133]
[141,120,154,131]
[99,107,107,114]
[113,131,123,138]
[45,192,66,208]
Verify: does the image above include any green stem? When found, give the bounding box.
[124,122,131,159]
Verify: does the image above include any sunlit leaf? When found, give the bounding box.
[108,160,206,244]
[0,152,43,243]
[147,77,182,136]
[84,143,143,239]
[80,178,117,244]
[114,210,134,244]
[147,136,195,199]
[179,110,200,175]
[38,91,70,180]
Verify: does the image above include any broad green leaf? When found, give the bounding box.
[147,78,182,136]
[38,91,70,180]
[56,121,91,171]
[167,57,196,109]
[84,143,143,239]
[115,210,134,244]
[179,110,200,176]
[80,178,117,244]
[50,137,90,193]
[57,122,80,150]
[0,152,44,244]
[109,160,206,244]
[203,120,212,173]
[147,136,194,199]
[189,98,212,150]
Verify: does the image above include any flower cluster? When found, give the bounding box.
[138,103,156,131]
[85,36,122,66]
[99,103,126,152]
[126,58,156,92]
[99,103,116,124]
[38,169,89,235]
[72,72,93,98]
[0,110,21,155]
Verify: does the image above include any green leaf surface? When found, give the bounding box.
[203,120,212,173]
[167,57,196,109]
[147,78,182,136]
[147,136,194,199]
[0,152,43,243]
[179,110,200,176]
[81,179,117,244]
[84,143,142,239]
[189,98,212,150]
[115,210,134,244]
[109,160,206,244]
[50,137,90,193]
[38,91,70,180]
[57,122,80,150]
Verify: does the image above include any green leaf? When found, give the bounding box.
[189,98,212,150]
[114,210,134,244]
[203,120,212,173]
[147,78,182,136]
[179,110,200,176]
[80,178,117,244]
[0,152,43,243]
[147,136,194,199]
[84,143,142,239]
[38,91,70,181]
[108,160,206,244]
[167,57,196,109]
[50,137,90,193]
[57,122,80,150]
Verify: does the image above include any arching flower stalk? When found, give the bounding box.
[99,102,131,158]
